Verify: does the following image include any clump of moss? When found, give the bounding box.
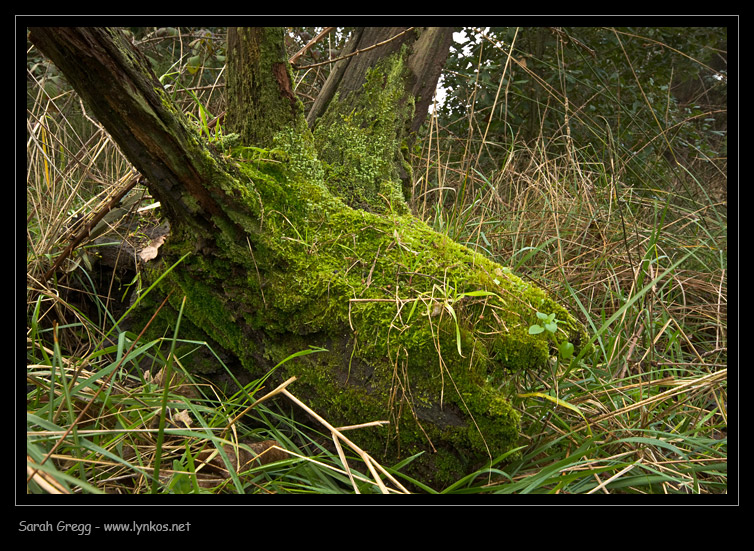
[146,144,586,486]
[140,47,588,488]
[311,48,413,214]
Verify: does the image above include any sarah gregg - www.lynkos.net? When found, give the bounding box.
[18,520,191,536]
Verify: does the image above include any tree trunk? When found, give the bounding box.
[225,27,304,147]
[308,27,454,210]
[307,27,452,137]
[29,26,588,488]
[26,27,245,244]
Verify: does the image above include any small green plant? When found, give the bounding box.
[528,311,574,361]
[528,311,559,336]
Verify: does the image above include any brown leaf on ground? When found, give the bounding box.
[138,234,166,261]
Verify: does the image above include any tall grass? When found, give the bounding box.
[25,28,727,494]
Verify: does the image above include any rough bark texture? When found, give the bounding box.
[226,27,304,147]
[307,27,453,207]
[29,27,589,489]
[306,27,451,136]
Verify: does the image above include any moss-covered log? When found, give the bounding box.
[29,27,589,488]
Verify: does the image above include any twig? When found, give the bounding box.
[292,27,416,71]
[586,459,642,494]
[614,321,645,380]
[222,376,298,438]
[221,374,406,493]
[289,27,335,66]
[279,387,408,494]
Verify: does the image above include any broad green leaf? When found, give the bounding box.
[529,325,544,335]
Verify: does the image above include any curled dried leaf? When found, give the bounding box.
[146,367,199,399]
[138,234,166,261]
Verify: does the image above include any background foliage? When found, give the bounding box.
[439,27,726,175]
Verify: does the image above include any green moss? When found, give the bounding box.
[137,44,589,489]
[312,48,413,214]
[148,150,586,485]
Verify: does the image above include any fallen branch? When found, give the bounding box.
[41,172,141,283]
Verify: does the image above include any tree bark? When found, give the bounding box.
[307,27,454,209]
[226,27,304,147]
[307,27,453,137]
[29,26,588,488]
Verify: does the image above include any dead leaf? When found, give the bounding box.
[173,409,193,428]
[138,234,166,261]
[145,367,199,399]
